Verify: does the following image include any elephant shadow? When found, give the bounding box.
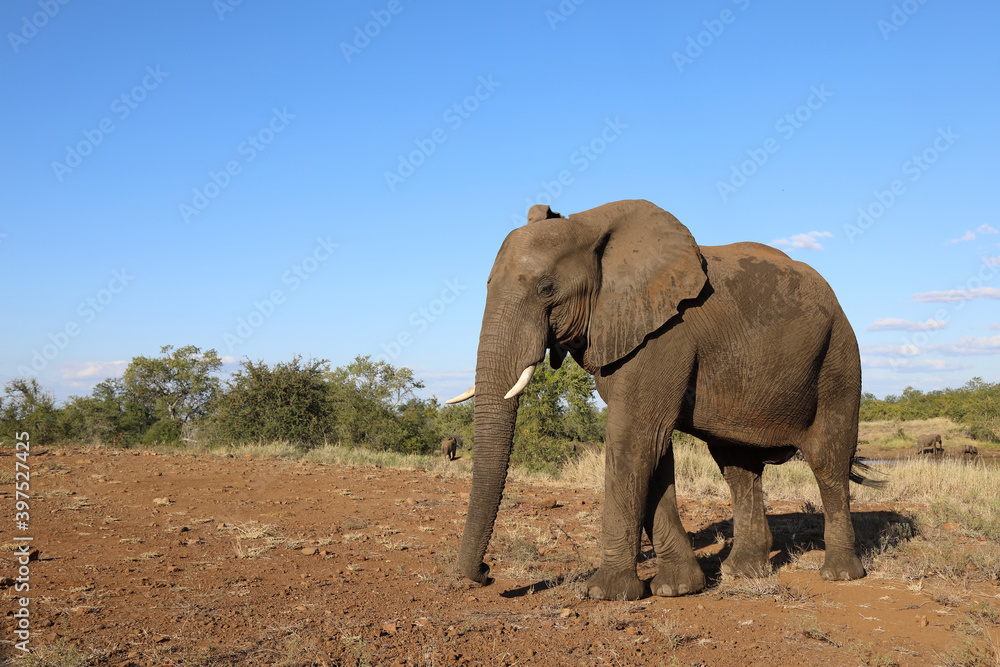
[500,509,916,598]
[681,509,917,586]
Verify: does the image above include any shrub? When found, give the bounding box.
[142,419,182,446]
[210,357,335,447]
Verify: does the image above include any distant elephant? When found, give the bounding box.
[447,199,882,601]
[962,444,979,458]
[441,437,458,461]
[569,441,602,457]
[915,434,943,456]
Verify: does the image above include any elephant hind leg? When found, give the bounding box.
[707,441,772,578]
[801,414,865,579]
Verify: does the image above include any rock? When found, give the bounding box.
[382,620,398,635]
[535,497,558,509]
[916,614,928,627]
[301,547,318,556]
[166,565,181,573]
[560,608,575,618]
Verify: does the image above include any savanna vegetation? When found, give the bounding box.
[1,343,996,473]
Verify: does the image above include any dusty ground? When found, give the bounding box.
[2,447,998,666]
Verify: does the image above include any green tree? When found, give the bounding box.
[511,355,604,472]
[329,355,424,406]
[0,377,58,445]
[210,356,334,446]
[328,355,431,453]
[60,378,156,446]
[122,345,222,423]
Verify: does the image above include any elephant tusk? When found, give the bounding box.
[445,386,476,404]
[503,365,536,400]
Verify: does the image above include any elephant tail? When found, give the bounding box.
[849,458,888,490]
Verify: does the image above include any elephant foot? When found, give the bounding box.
[820,550,865,581]
[720,547,771,578]
[650,562,706,597]
[585,567,645,601]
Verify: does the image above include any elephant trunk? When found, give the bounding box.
[458,314,535,584]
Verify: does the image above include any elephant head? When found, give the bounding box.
[448,199,708,585]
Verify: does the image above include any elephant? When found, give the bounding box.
[915,434,943,456]
[447,199,883,601]
[569,441,603,457]
[442,437,458,461]
[963,443,979,458]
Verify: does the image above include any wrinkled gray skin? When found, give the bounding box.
[458,199,869,600]
[442,437,458,461]
[915,433,943,456]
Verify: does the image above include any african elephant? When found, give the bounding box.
[447,199,882,601]
[442,437,458,460]
[915,434,943,456]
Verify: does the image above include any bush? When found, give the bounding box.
[0,378,59,446]
[142,419,182,446]
[210,357,335,447]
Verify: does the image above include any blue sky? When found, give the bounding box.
[2,1,998,404]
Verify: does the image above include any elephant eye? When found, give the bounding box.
[536,280,555,298]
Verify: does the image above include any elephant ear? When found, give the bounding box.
[582,200,707,368]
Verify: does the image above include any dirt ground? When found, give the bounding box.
[3,447,998,666]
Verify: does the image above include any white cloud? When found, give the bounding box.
[59,360,127,380]
[989,323,1000,331]
[978,224,998,235]
[986,256,1000,266]
[949,230,977,243]
[935,335,1000,356]
[861,358,968,372]
[859,344,920,357]
[865,317,947,333]
[772,231,833,251]
[912,287,1000,302]
[220,355,240,365]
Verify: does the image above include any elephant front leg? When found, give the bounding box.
[709,443,772,577]
[645,443,706,597]
[585,439,650,600]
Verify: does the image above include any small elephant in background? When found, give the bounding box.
[915,433,943,456]
[963,444,979,458]
[441,437,458,461]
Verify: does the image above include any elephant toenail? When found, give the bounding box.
[677,584,689,595]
